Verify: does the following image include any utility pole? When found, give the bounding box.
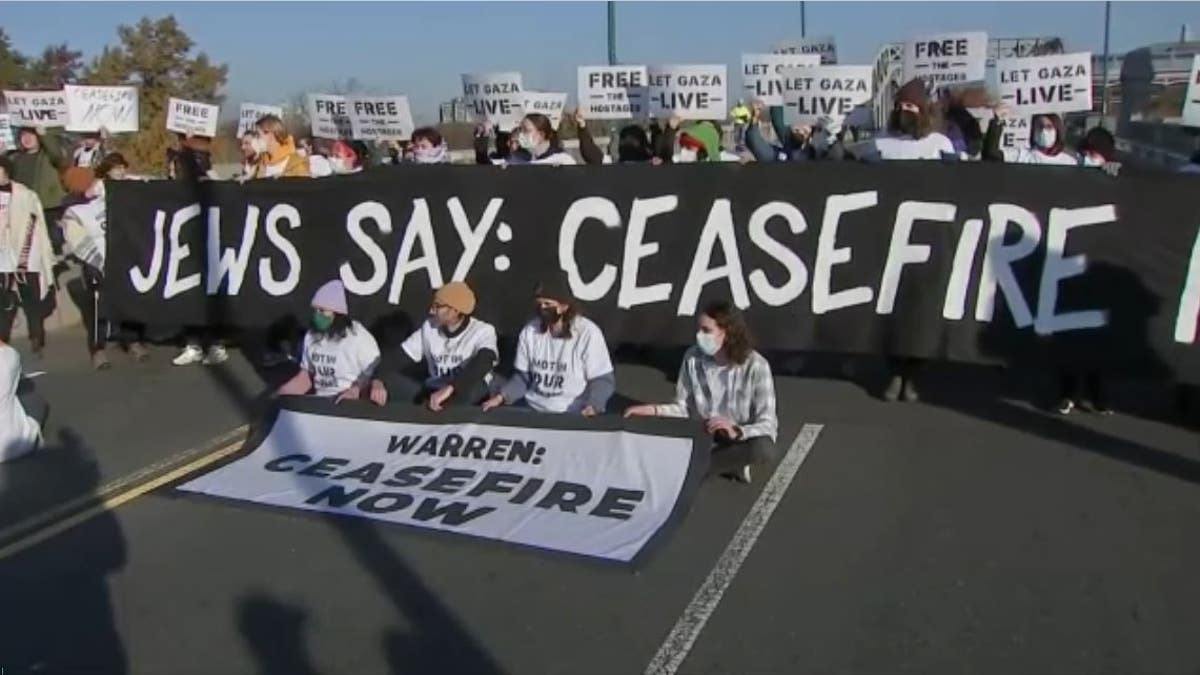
[607,1,617,66]
[800,1,807,38]
[1100,0,1112,120]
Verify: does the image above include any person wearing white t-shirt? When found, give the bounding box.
[868,78,957,162]
[277,280,380,400]
[369,282,498,410]
[992,112,1079,166]
[482,276,615,415]
[0,336,47,463]
[504,113,577,167]
[625,302,778,484]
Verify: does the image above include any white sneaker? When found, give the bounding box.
[172,345,204,366]
[202,345,229,365]
[732,464,752,484]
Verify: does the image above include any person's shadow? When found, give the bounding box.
[0,428,129,674]
[238,593,322,675]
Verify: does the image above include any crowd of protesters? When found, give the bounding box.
[1,76,1197,469]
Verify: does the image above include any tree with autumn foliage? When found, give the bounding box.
[81,16,228,172]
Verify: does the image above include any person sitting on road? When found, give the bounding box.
[368,281,498,410]
[482,275,614,415]
[0,333,47,463]
[277,280,380,400]
[624,301,778,484]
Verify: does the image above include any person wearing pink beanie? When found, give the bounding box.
[276,280,380,400]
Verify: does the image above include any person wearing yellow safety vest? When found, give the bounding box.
[730,99,751,149]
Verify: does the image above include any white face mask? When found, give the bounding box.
[696,330,723,357]
[517,132,536,151]
[1035,128,1057,150]
[330,158,351,174]
[250,136,269,155]
[678,148,699,163]
[1081,154,1105,168]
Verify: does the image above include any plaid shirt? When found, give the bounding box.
[656,347,778,442]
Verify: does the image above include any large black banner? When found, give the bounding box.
[104,163,1200,383]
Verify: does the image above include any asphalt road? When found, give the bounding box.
[2,327,1199,675]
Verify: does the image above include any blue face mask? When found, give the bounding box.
[696,330,723,357]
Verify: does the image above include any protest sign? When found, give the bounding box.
[238,103,284,137]
[166,97,219,137]
[578,65,649,120]
[647,65,728,120]
[64,84,139,133]
[995,51,1093,116]
[969,107,1031,151]
[348,95,415,141]
[741,53,820,106]
[3,90,68,127]
[1183,55,1200,128]
[178,398,707,565]
[904,31,988,87]
[462,72,524,130]
[783,65,873,127]
[521,92,568,129]
[0,114,12,152]
[307,93,352,140]
[105,162,1200,384]
[773,36,838,65]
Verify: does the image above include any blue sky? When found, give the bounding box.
[5,1,1200,124]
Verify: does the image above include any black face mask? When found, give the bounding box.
[896,111,921,137]
[537,306,561,324]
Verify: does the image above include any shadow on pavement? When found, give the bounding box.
[238,593,322,675]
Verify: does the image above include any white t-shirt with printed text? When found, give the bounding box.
[514,316,613,413]
[401,317,498,389]
[872,132,956,160]
[300,320,381,397]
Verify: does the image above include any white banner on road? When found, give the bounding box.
[994,51,1093,116]
[648,65,728,120]
[348,95,415,141]
[238,103,284,137]
[741,53,820,106]
[178,402,705,564]
[1183,55,1200,127]
[307,93,352,140]
[64,84,139,133]
[462,72,524,130]
[166,97,219,137]
[904,31,988,87]
[578,65,648,120]
[522,91,567,129]
[772,36,838,65]
[3,90,68,128]
[783,65,873,128]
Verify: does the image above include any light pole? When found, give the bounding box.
[801,1,807,38]
[1100,0,1112,120]
[607,1,617,66]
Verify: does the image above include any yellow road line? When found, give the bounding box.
[0,428,248,561]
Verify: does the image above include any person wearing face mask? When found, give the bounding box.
[327,140,365,175]
[625,301,778,484]
[1076,126,1121,175]
[674,121,740,163]
[509,113,576,166]
[277,280,380,400]
[986,109,1077,166]
[248,115,310,179]
[238,133,259,179]
[474,120,522,165]
[0,155,56,359]
[745,99,822,163]
[869,79,956,161]
[481,275,614,415]
[409,127,451,165]
[368,282,498,410]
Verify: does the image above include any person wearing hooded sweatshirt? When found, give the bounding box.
[10,127,68,253]
[277,280,380,400]
[869,78,956,161]
[369,281,498,410]
[482,275,615,416]
[409,127,451,165]
[248,115,310,179]
[984,109,1077,166]
[675,121,740,163]
[745,100,825,163]
[474,121,521,165]
[571,109,653,165]
[0,154,57,357]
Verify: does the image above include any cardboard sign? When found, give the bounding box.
[462,72,524,130]
[968,107,1030,151]
[522,92,568,129]
[0,114,12,152]
[904,31,988,87]
[741,53,821,106]
[1183,55,1200,128]
[3,90,68,127]
[307,93,352,140]
[994,52,1093,116]
[782,65,873,127]
[577,65,649,120]
[166,97,219,138]
[772,36,838,65]
[347,95,415,141]
[238,103,284,137]
[64,85,139,133]
[647,65,728,120]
